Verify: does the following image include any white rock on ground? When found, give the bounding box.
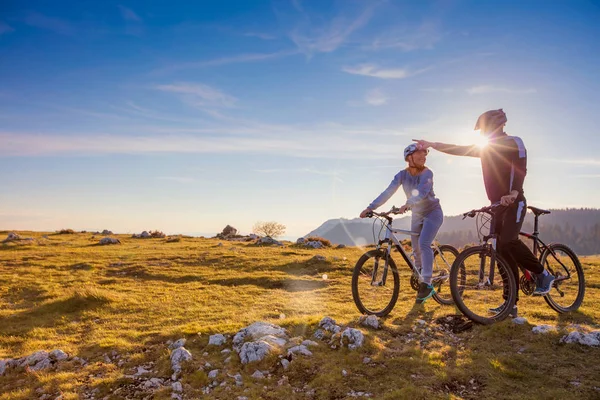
[99,237,120,245]
[19,351,49,367]
[233,322,288,351]
[144,377,163,389]
[169,338,186,350]
[319,317,341,333]
[135,366,150,376]
[532,325,557,334]
[313,329,326,340]
[257,236,282,245]
[0,359,11,375]
[360,315,380,329]
[208,369,219,379]
[49,350,68,361]
[512,317,528,325]
[341,328,365,350]
[209,334,226,346]
[306,241,325,249]
[287,345,313,357]
[239,341,275,364]
[6,232,20,241]
[301,340,318,347]
[172,381,183,392]
[170,347,192,378]
[281,359,290,370]
[560,330,600,347]
[233,322,289,364]
[251,370,265,379]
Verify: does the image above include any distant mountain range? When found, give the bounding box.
[305,208,600,255]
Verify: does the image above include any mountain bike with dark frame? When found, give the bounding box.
[352,206,459,316]
[514,206,584,313]
[450,203,585,325]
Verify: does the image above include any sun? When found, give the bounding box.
[473,133,489,149]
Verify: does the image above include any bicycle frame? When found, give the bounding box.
[475,207,571,291]
[372,220,452,287]
[518,216,571,285]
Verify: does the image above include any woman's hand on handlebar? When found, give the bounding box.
[397,204,410,214]
[360,208,373,218]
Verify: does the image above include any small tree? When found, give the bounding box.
[253,221,286,238]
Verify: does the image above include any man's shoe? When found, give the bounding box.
[415,282,435,304]
[488,303,518,317]
[533,272,555,296]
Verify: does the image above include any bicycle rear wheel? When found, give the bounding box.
[450,245,517,324]
[540,243,585,313]
[352,249,400,317]
[432,244,459,305]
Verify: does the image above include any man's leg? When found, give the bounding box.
[499,201,554,295]
[499,201,543,275]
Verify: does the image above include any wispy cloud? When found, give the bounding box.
[421,87,455,93]
[466,85,537,95]
[539,158,600,167]
[24,13,74,35]
[0,125,408,159]
[157,176,195,183]
[369,20,442,51]
[0,21,14,35]
[118,5,142,22]
[154,83,238,108]
[244,32,276,40]
[365,88,388,106]
[288,5,376,56]
[343,64,430,79]
[151,50,298,75]
[291,0,304,13]
[255,167,344,182]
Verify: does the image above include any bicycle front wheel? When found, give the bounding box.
[450,246,517,324]
[352,250,400,317]
[540,243,585,313]
[432,244,459,305]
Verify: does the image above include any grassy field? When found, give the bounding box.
[0,231,599,399]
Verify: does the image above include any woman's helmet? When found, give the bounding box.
[474,109,507,132]
[404,143,428,161]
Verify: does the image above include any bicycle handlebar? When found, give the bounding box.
[366,205,409,218]
[462,202,502,219]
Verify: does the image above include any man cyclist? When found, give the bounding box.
[414,109,555,316]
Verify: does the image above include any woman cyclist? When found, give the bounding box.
[360,143,443,304]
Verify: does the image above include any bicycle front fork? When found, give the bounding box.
[372,246,391,286]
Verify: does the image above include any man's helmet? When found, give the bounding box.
[474,109,507,131]
[404,143,428,161]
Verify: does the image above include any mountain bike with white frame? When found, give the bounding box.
[352,206,459,316]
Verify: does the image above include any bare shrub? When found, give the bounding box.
[252,221,286,238]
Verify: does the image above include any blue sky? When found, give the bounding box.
[1,0,599,237]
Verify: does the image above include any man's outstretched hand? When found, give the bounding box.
[412,139,434,150]
[360,208,372,218]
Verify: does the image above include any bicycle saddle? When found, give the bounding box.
[528,206,551,216]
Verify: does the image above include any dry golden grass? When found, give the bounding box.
[0,231,599,399]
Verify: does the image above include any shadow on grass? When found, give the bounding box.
[0,290,113,336]
[556,309,597,327]
[68,263,94,271]
[208,276,328,292]
[105,266,205,284]
[273,259,348,277]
